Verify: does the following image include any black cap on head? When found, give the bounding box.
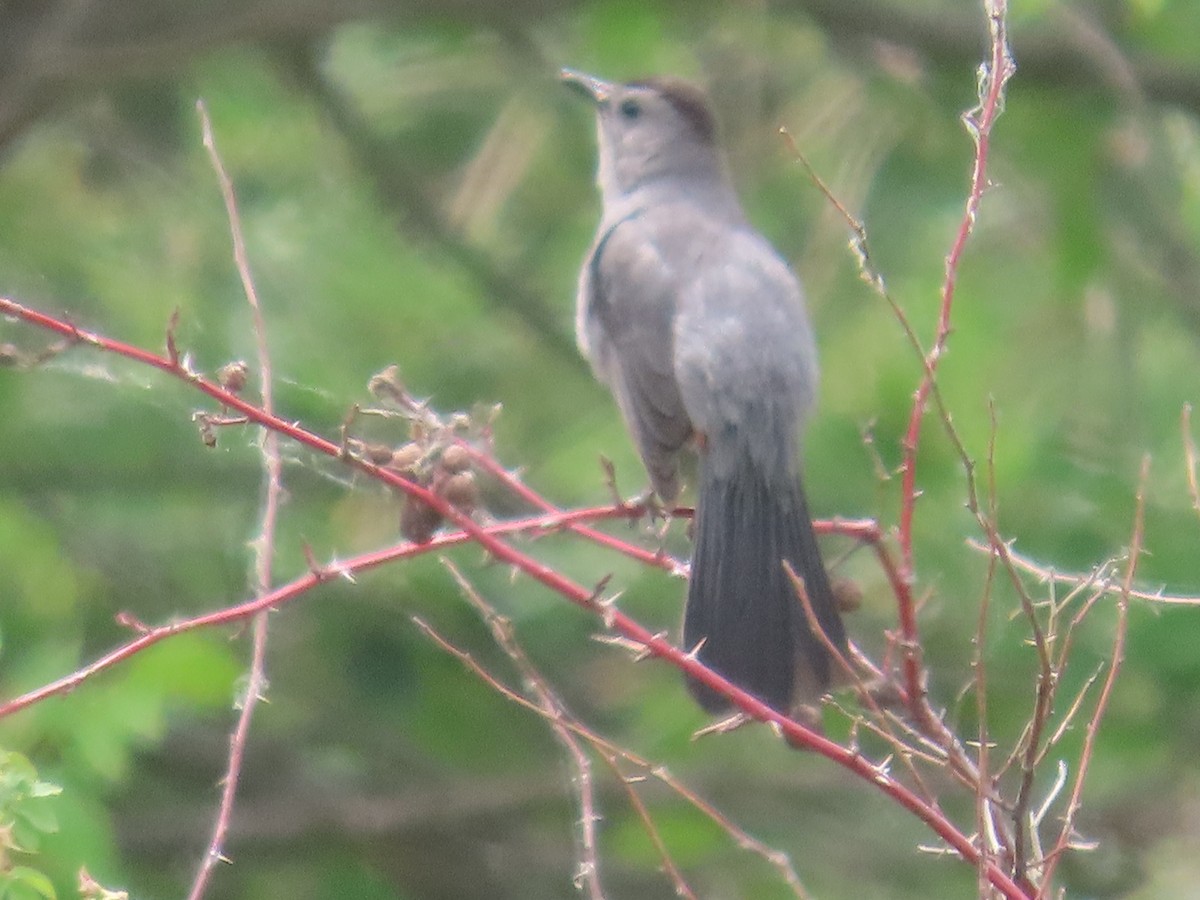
[629,77,718,145]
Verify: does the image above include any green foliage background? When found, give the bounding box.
[2,1,1200,897]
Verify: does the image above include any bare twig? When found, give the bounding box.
[892,0,1016,610]
[440,561,611,900]
[786,562,940,803]
[188,101,280,900]
[1034,458,1146,893]
[976,543,1200,607]
[972,400,1001,892]
[898,0,1014,566]
[788,10,1034,880]
[460,439,687,575]
[784,2,1017,735]
[778,127,885,297]
[0,505,647,720]
[411,613,804,898]
[1184,404,1200,520]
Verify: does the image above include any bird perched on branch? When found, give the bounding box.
[562,68,847,718]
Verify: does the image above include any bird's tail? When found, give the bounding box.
[683,452,847,714]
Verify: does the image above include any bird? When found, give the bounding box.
[562,68,848,718]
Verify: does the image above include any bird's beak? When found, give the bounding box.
[559,68,614,104]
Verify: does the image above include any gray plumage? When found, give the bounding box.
[563,69,846,714]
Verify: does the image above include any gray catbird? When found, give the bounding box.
[562,69,847,716]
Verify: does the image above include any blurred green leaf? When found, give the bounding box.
[0,868,58,900]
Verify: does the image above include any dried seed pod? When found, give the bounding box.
[439,444,471,474]
[441,470,478,513]
[367,365,404,403]
[360,442,396,465]
[400,495,442,544]
[832,578,863,614]
[389,442,424,474]
[196,416,217,449]
[217,360,248,394]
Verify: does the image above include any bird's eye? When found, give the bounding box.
[619,99,641,120]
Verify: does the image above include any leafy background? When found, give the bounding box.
[2,0,1200,897]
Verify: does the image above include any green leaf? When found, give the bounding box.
[1,866,58,900]
[26,782,61,801]
[16,795,60,834]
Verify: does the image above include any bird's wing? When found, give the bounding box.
[582,210,693,500]
[671,226,818,480]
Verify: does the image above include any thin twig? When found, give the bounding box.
[461,440,686,574]
[410,615,803,898]
[973,399,1001,892]
[1183,404,1200,520]
[188,100,280,900]
[898,0,1015,574]
[786,9,1025,869]
[786,562,938,802]
[440,561,610,900]
[973,542,1200,606]
[0,506,643,720]
[783,23,1018,727]
[1036,456,1148,893]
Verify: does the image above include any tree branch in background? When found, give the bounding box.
[5,0,1200,149]
[271,43,581,368]
[792,0,1200,115]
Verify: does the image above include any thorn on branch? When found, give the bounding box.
[114,611,150,633]
[233,673,270,712]
[338,403,360,459]
[590,633,647,656]
[55,312,99,350]
[166,307,181,367]
[302,542,323,579]
[632,632,669,663]
[589,573,613,603]
[692,713,750,741]
[596,592,624,629]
